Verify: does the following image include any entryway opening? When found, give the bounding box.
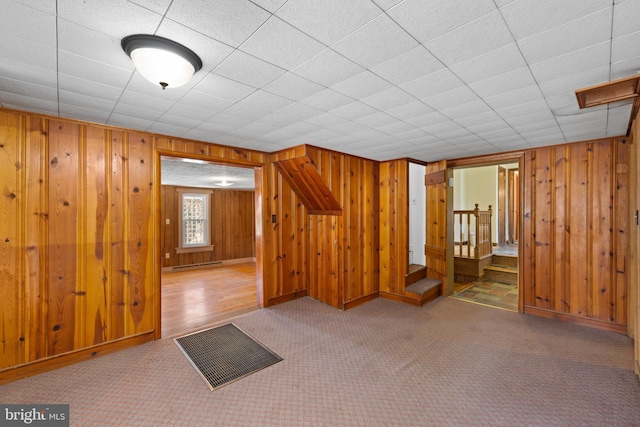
[159,156,259,337]
[450,162,520,311]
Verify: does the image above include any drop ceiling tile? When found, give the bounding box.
[555,109,607,126]
[117,89,175,112]
[470,67,537,98]
[58,52,131,89]
[484,85,544,111]
[500,0,612,40]
[330,71,392,99]
[193,73,256,103]
[166,0,271,47]
[537,65,609,99]
[195,116,242,133]
[11,0,56,14]
[440,100,491,120]
[404,111,450,128]
[156,20,236,72]
[0,59,57,88]
[263,73,325,101]
[612,31,640,64]
[57,20,133,70]
[0,77,57,102]
[529,42,610,84]
[494,0,517,7]
[108,113,155,131]
[260,128,304,143]
[259,103,324,127]
[421,86,479,111]
[508,116,558,132]
[304,112,350,128]
[0,35,56,72]
[424,11,513,66]
[611,55,640,80]
[401,68,464,101]
[388,0,496,44]
[376,121,416,135]
[463,120,511,135]
[128,0,172,14]
[330,120,370,135]
[239,90,294,112]
[370,46,445,85]
[385,101,434,121]
[613,0,640,38]
[0,94,57,116]
[496,99,550,120]
[58,74,122,102]
[59,104,112,124]
[58,0,162,38]
[300,88,354,111]
[456,111,503,128]
[354,112,398,128]
[331,14,419,68]
[251,0,288,13]
[331,102,380,120]
[276,0,382,45]
[391,128,430,140]
[156,113,202,129]
[362,87,417,111]
[292,48,364,87]
[421,120,464,135]
[450,44,527,85]
[111,101,165,122]
[0,2,56,46]
[518,8,611,65]
[279,121,322,136]
[221,101,272,121]
[214,51,286,88]
[240,17,326,70]
[164,101,218,122]
[177,90,235,115]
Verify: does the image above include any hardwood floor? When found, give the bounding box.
[161,262,258,338]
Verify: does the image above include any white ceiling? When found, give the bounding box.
[1,0,639,162]
[161,156,256,190]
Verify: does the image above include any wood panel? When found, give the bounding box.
[0,108,271,382]
[522,138,629,327]
[631,113,640,377]
[160,186,255,267]
[425,160,448,289]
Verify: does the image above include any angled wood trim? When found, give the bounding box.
[274,156,343,215]
[575,74,640,109]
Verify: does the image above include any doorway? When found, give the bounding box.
[450,161,521,311]
[159,156,260,337]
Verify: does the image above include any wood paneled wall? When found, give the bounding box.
[379,159,409,297]
[269,146,380,309]
[630,112,640,377]
[160,186,255,268]
[521,137,629,330]
[0,109,269,381]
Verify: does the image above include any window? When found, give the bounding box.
[177,189,213,253]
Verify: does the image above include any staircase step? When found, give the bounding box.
[484,264,518,285]
[492,254,518,268]
[405,277,441,296]
[405,264,427,286]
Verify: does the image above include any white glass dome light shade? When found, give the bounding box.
[122,34,202,90]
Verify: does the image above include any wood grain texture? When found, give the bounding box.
[522,138,629,326]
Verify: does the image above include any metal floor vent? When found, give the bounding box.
[174,323,282,391]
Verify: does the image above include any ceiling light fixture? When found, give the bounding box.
[121,34,202,90]
[214,179,234,187]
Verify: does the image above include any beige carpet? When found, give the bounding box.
[2,296,639,426]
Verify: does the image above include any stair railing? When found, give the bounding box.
[454,204,492,259]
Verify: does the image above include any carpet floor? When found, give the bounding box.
[1,297,639,426]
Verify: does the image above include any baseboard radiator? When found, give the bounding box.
[171,261,222,272]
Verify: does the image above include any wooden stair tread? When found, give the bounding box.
[484,264,518,273]
[405,277,442,296]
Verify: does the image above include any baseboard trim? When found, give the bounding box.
[524,306,628,334]
[379,291,422,307]
[267,289,308,306]
[0,331,155,386]
[162,257,256,273]
[343,292,379,310]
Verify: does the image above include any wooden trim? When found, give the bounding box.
[425,169,446,185]
[524,306,628,334]
[575,74,640,109]
[266,290,308,306]
[0,332,154,386]
[379,291,421,306]
[343,292,379,310]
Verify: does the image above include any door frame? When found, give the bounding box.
[153,149,265,339]
[448,151,525,312]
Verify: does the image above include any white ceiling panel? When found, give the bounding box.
[0,0,635,164]
[275,0,381,46]
[424,11,513,66]
[240,17,325,69]
[166,0,271,47]
[388,0,496,44]
[331,14,419,69]
[292,48,364,87]
[213,51,287,88]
